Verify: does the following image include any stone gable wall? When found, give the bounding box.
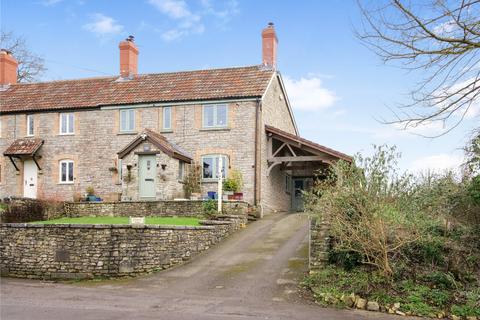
[260,75,297,212]
[0,217,245,280]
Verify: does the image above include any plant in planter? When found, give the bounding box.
[85,186,96,202]
[225,169,243,200]
[183,163,202,199]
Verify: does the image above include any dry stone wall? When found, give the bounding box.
[0,217,245,280]
[309,214,331,271]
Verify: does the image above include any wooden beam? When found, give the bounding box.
[267,156,327,162]
[266,161,281,177]
[272,142,286,157]
[8,156,19,171]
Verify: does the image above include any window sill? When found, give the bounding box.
[200,127,230,132]
[161,130,173,133]
[59,133,75,136]
[201,179,224,183]
[58,182,74,185]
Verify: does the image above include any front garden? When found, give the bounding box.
[305,145,480,319]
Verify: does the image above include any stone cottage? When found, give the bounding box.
[0,23,352,212]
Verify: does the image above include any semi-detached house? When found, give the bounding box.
[0,23,351,213]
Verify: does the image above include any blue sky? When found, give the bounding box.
[1,0,478,172]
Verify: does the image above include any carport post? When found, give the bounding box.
[217,157,223,212]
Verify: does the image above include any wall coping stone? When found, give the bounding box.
[199,220,233,225]
[0,223,215,230]
[68,200,248,205]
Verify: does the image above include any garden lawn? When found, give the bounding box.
[32,216,201,226]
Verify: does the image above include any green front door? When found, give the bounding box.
[138,155,156,199]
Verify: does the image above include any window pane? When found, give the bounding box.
[120,111,127,131]
[27,115,34,135]
[222,156,227,178]
[216,105,227,126]
[61,162,66,182]
[203,157,213,179]
[68,162,74,182]
[61,114,67,133]
[128,110,135,131]
[204,105,214,127]
[68,114,74,133]
[163,107,171,129]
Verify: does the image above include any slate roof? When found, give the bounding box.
[117,129,193,162]
[3,138,44,156]
[265,125,353,162]
[0,65,274,113]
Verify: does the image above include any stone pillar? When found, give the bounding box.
[309,214,331,272]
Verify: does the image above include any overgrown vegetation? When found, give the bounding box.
[305,145,480,318]
[2,199,47,223]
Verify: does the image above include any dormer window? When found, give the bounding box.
[202,104,227,128]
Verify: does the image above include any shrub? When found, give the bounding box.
[183,163,202,198]
[223,169,243,192]
[3,199,46,223]
[202,199,217,218]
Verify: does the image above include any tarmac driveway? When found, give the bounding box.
[1,212,406,319]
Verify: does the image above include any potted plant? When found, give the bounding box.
[85,186,96,202]
[223,178,237,200]
[227,169,243,200]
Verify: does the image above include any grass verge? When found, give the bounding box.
[32,216,201,226]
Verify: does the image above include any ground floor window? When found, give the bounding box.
[59,160,74,183]
[178,160,185,180]
[201,154,228,180]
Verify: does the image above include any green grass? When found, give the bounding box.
[32,216,201,226]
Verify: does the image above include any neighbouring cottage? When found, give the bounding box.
[0,23,352,213]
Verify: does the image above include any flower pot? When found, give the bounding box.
[228,194,235,200]
[233,192,243,200]
[224,190,234,195]
[222,195,229,201]
[87,195,97,202]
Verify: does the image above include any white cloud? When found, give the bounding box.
[410,153,463,173]
[283,76,338,111]
[148,0,238,41]
[83,13,124,37]
[433,20,458,35]
[393,120,446,137]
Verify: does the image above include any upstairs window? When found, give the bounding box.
[202,154,228,180]
[202,104,227,128]
[120,109,135,132]
[60,113,74,135]
[26,114,34,136]
[163,106,172,131]
[59,160,74,183]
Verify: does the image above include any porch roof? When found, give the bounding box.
[3,138,44,156]
[117,129,192,162]
[265,125,352,162]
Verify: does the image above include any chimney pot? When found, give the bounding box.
[119,36,139,78]
[262,23,278,70]
[0,49,18,85]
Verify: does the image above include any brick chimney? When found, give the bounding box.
[119,35,138,78]
[0,49,18,85]
[262,22,278,69]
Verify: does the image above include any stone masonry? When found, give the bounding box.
[309,214,331,271]
[0,217,245,280]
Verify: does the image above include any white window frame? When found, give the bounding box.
[202,104,228,128]
[120,109,135,133]
[59,160,74,184]
[162,106,172,131]
[201,154,228,181]
[26,114,34,136]
[59,113,74,135]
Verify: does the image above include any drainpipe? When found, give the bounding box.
[253,98,262,206]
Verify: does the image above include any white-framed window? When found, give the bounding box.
[202,104,227,128]
[201,154,228,180]
[59,160,74,183]
[178,160,185,180]
[26,114,34,136]
[117,158,123,184]
[163,106,172,131]
[120,109,135,132]
[60,113,74,134]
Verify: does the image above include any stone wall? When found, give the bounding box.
[63,200,248,218]
[0,217,246,280]
[309,214,331,271]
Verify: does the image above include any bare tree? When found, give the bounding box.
[1,31,46,82]
[357,0,480,135]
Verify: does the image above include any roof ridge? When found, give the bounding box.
[9,65,268,86]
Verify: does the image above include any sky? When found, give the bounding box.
[1,0,478,173]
